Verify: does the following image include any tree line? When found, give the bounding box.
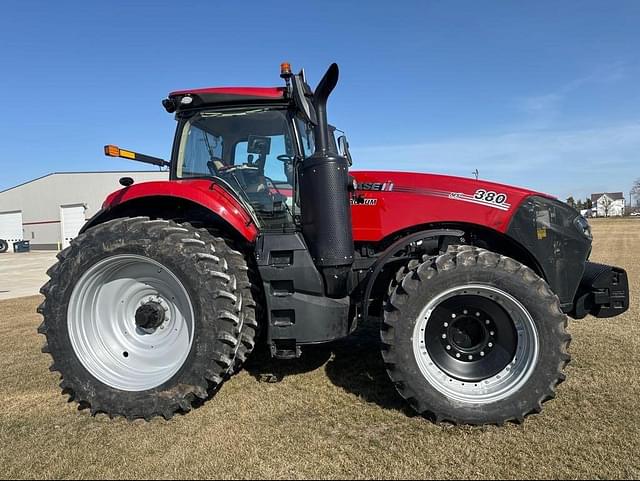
[565,197,592,211]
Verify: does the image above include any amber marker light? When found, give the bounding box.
[104,144,120,157]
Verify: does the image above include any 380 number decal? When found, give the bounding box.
[474,189,508,205]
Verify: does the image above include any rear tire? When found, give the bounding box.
[0,239,8,253]
[38,217,258,420]
[382,246,571,425]
[197,229,262,374]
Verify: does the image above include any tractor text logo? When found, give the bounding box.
[351,197,378,206]
[357,182,394,192]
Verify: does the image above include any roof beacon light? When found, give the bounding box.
[280,62,292,79]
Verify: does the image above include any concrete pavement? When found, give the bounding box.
[0,251,58,300]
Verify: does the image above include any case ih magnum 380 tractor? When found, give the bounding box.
[38,63,629,425]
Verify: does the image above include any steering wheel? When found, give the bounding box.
[219,164,259,173]
[277,154,295,163]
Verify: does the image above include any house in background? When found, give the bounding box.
[590,192,625,217]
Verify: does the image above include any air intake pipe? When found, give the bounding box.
[299,64,355,298]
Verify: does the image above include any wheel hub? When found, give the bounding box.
[441,310,497,362]
[135,301,167,333]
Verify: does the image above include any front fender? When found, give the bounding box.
[83,179,259,242]
[360,228,465,324]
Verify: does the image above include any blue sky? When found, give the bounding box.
[0,0,638,202]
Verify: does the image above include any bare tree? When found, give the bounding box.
[599,195,613,217]
[632,179,640,207]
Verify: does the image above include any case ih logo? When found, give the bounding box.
[357,182,394,192]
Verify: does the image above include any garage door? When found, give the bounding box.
[0,211,24,243]
[60,205,86,249]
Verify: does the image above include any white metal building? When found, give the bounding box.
[0,171,167,250]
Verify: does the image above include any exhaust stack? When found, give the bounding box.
[298,64,355,298]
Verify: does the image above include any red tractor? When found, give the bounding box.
[38,63,629,424]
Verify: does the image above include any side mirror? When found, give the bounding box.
[337,135,353,166]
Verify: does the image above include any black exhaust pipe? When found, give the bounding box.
[299,64,355,298]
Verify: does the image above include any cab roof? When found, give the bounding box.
[168,87,286,107]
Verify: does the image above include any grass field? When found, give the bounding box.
[0,218,638,479]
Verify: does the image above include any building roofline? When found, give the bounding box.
[591,192,625,202]
[0,171,166,195]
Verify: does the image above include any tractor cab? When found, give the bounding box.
[165,85,346,232]
[172,105,299,229]
[107,77,348,233]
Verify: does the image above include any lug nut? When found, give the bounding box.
[442,334,447,339]
[488,342,493,348]
[456,353,461,358]
[490,331,495,336]
[444,322,449,328]
[480,351,485,357]
[451,313,457,319]
[446,345,451,351]
[468,355,473,360]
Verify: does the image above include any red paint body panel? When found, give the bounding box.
[169,87,285,99]
[350,171,552,242]
[102,172,551,245]
[102,180,259,242]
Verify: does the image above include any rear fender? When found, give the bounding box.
[82,180,259,242]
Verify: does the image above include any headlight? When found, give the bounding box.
[574,215,592,240]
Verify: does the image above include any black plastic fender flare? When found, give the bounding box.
[360,228,465,324]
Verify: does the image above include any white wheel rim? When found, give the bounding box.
[412,284,539,404]
[68,254,195,392]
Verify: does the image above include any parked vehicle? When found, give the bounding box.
[0,239,7,253]
[38,63,630,424]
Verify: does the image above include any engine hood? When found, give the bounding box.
[349,171,554,242]
[352,171,552,200]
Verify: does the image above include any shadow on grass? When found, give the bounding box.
[244,322,414,416]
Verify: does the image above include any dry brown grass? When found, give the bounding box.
[0,219,639,479]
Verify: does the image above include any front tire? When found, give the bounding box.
[382,246,571,425]
[38,217,257,420]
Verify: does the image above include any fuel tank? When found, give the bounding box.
[350,171,552,242]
